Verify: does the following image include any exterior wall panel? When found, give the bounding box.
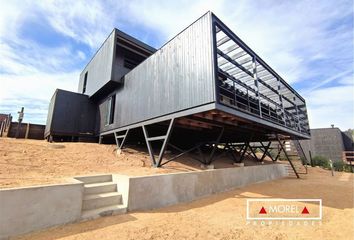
[78,30,116,96]
[46,90,97,137]
[300,128,346,162]
[100,12,215,132]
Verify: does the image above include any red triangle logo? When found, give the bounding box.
[302,206,309,214]
[259,206,267,214]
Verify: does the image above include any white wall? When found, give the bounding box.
[0,180,83,239]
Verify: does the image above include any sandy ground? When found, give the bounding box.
[11,167,353,240]
[0,138,267,188]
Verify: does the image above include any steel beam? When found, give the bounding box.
[253,56,262,118]
[100,103,215,137]
[114,129,130,151]
[258,141,271,162]
[207,127,225,165]
[213,17,305,103]
[163,143,206,166]
[156,119,175,167]
[142,125,156,166]
[142,118,175,167]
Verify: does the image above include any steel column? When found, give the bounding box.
[252,56,262,118]
[259,141,271,162]
[142,119,175,167]
[142,125,156,166]
[114,129,130,151]
[162,143,206,166]
[207,127,225,165]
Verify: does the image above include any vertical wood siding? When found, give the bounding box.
[102,12,215,131]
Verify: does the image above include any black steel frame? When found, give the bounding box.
[142,118,175,167]
[111,114,308,177]
[105,14,312,171]
[211,15,310,137]
[114,129,129,151]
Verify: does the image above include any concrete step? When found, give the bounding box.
[81,204,127,220]
[75,174,112,184]
[83,192,122,210]
[84,182,117,195]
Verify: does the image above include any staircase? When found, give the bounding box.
[75,174,126,220]
[291,138,309,165]
[284,140,308,177]
[284,159,307,177]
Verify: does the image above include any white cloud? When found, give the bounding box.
[0,71,79,123]
[121,0,225,39]
[0,72,78,101]
[305,84,354,130]
[303,70,353,94]
[35,0,115,48]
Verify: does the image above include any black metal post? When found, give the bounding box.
[16,107,24,138]
[207,127,224,165]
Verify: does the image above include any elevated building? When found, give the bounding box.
[45,12,310,167]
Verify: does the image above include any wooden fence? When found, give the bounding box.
[6,122,45,140]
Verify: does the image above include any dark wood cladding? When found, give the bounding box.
[45,89,97,138]
[100,13,215,133]
[7,122,45,140]
[46,12,310,142]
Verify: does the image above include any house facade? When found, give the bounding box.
[45,12,310,167]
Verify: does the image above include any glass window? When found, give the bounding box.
[104,95,115,126]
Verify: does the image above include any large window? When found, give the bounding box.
[104,95,115,126]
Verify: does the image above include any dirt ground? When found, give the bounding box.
[2,138,353,239]
[12,167,353,240]
[0,138,269,188]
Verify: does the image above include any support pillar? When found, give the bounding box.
[142,119,175,167]
[114,129,130,152]
[206,127,225,165]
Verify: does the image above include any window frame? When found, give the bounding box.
[104,95,115,126]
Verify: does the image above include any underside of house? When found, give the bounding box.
[45,12,310,172]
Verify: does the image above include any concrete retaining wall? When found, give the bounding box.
[126,164,287,211]
[0,164,287,239]
[0,180,83,239]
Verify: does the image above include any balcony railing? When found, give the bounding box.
[214,22,310,135]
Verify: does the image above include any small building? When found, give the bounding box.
[45,12,310,167]
[300,127,353,162]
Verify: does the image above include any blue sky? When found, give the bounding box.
[0,0,353,130]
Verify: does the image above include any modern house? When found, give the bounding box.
[45,12,310,168]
